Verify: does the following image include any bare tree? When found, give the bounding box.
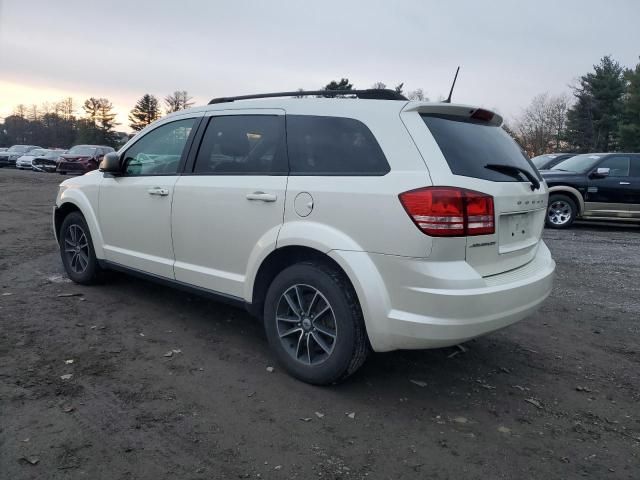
[371,82,387,90]
[13,104,27,118]
[164,90,194,114]
[407,88,427,101]
[57,97,75,120]
[27,104,39,122]
[513,93,572,156]
[548,93,570,150]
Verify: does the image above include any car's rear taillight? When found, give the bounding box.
[398,187,495,237]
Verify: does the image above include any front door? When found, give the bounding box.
[586,155,639,218]
[171,110,288,299]
[99,115,200,278]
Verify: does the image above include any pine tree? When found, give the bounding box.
[618,60,640,151]
[129,94,162,131]
[96,99,119,146]
[565,56,626,152]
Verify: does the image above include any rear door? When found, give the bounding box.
[586,155,639,218]
[171,110,288,298]
[402,105,548,276]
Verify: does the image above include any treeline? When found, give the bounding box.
[509,55,640,156]
[0,90,194,148]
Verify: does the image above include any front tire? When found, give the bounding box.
[263,262,369,385]
[546,194,577,229]
[59,212,102,284]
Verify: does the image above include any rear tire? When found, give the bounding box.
[59,212,103,284]
[263,262,369,385]
[546,194,577,229]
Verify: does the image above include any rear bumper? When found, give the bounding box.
[330,242,555,352]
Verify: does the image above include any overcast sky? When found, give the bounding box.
[1,0,639,130]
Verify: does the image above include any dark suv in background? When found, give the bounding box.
[57,145,115,175]
[541,153,640,228]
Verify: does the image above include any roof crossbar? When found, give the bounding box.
[208,89,408,104]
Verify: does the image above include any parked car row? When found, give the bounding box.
[0,144,115,174]
[16,148,66,170]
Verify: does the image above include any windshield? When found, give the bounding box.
[45,151,62,159]
[28,149,48,157]
[8,145,29,153]
[531,155,557,168]
[551,154,603,173]
[68,146,97,156]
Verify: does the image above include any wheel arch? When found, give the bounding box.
[548,186,584,215]
[55,193,105,258]
[248,245,361,319]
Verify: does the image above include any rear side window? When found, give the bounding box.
[194,115,286,175]
[421,114,539,182]
[287,115,389,175]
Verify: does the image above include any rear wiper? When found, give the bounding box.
[485,163,541,191]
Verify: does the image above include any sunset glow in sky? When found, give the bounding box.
[1,0,639,132]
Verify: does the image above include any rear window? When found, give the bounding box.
[421,114,539,182]
[287,115,389,175]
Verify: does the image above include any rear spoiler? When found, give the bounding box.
[401,102,503,127]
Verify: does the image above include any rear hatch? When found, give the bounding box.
[401,104,547,277]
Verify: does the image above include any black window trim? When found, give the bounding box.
[118,115,204,177]
[286,114,390,177]
[185,113,289,176]
[593,154,632,178]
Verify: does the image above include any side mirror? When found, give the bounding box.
[591,167,610,178]
[99,152,121,173]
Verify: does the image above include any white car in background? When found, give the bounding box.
[53,89,555,384]
[16,148,50,169]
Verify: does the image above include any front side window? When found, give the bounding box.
[193,115,286,175]
[598,156,630,177]
[287,115,389,175]
[123,118,196,175]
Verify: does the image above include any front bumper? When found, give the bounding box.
[331,242,555,352]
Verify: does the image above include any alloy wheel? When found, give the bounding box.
[64,224,90,274]
[276,284,337,366]
[548,200,572,226]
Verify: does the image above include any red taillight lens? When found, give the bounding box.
[399,187,495,237]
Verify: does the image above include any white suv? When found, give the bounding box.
[53,89,555,384]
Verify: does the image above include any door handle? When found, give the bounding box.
[619,181,630,185]
[147,187,169,196]
[246,191,277,202]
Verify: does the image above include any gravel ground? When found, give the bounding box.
[1,168,639,480]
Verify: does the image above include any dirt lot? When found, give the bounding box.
[0,168,638,480]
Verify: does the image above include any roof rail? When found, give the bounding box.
[208,89,408,104]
